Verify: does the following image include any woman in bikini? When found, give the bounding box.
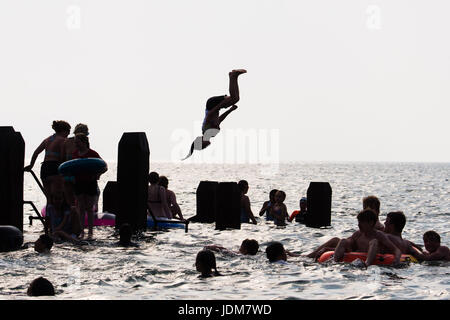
[25,120,71,202]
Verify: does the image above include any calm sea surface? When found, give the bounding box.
[1,161,449,300]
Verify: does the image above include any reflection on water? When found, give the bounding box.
[1,162,449,299]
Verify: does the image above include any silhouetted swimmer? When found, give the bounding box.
[270,191,289,226]
[34,234,54,253]
[27,277,55,296]
[266,242,288,264]
[238,180,257,224]
[195,249,221,278]
[183,69,247,160]
[265,241,299,264]
[204,239,259,256]
[288,196,308,223]
[363,195,385,231]
[412,231,450,261]
[259,189,278,221]
[117,224,139,247]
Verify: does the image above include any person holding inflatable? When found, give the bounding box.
[306,195,385,260]
[334,209,401,267]
[62,123,89,208]
[25,120,71,202]
[72,133,106,240]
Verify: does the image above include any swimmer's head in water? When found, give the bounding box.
[240,239,259,255]
[423,230,441,253]
[266,242,287,262]
[34,234,53,253]
[148,172,159,184]
[27,277,55,296]
[206,95,227,111]
[195,249,218,276]
[385,211,406,234]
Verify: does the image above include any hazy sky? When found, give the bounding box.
[1,0,449,163]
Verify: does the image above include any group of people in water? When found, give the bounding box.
[195,195,449,278]
[196,195,450,277]
[25,121,104,241]
[18,68,449,294]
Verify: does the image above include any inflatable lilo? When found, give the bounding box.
[318,251,418,265]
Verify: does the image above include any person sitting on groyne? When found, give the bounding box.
[72,133,105,240]
[62,123,89,208]
[158,176,184,220]
[147,172,172,219]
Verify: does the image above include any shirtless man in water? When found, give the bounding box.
[334,209,401,267]
[183,69,247,160]
[383,211,423,255]
[412,231,450,261]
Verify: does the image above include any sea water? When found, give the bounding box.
[1,161,449,300]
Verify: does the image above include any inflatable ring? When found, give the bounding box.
[318,251,418,265]
[0,225,24,252]
[58,158,107,176]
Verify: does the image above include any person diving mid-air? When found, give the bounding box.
[182,69,247,160]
